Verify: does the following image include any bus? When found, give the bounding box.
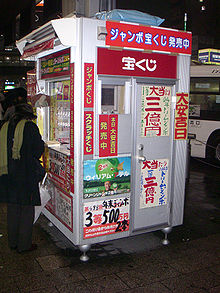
[189,64,220,165]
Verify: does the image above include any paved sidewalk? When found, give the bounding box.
[0,158,219,292]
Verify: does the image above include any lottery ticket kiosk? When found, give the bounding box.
[16,16,192,260]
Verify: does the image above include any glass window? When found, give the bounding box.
[189,93,220,120]
[49,80,70,143]
[101,85,126,114]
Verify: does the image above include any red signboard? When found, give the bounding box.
[99,115,109,157]
[22,38,54,59]
[106,21,192,55]
[84,111,94,155]
[174,92,189,140]
[109,114,118,156]
[84,63,94,108]
[27,69,37,101]
[70,63,74,193]
[98,114,118,157]
[40,48,70,79]
[97,47,177,79]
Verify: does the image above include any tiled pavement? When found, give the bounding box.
[0,158,220,293]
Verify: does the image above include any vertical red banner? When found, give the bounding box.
[27,69,36,103]
[99,115,109,157]
[174,92,189,140]
[84,111,94,155]
[84,63,94,108]
[109,114,118,156]
[70,63,74,193]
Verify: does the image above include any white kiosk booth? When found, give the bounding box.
[17,16,192,261]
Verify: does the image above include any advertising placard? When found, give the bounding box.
[83,157,131,199]
[45,182,73,231]
[48,149,71,192]
[174,92,189,140]
[140,159,169,208]
[40,48,70,79]
[83,196,129,239]
[55,186,73,231]
[141,85,171,137]
[106,21,192,55]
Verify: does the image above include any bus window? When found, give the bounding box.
[189,65,220,165]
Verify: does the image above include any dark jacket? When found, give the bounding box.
[0,120,45,206]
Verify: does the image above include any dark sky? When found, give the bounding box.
[117,0,220,48]
[0,0,220,48]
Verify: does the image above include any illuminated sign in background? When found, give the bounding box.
[198,48,220,65]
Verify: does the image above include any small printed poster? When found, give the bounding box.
[140,159,169,208]
[48,149,70,192]
[141,85,171,137]
[174,92,189,140]
[45,181,73,231]
[55,186,73,231]
[83,197,130,239]
[83,157,131,199]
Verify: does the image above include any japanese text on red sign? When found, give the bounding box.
[99,114,118,157]
[84,111,94,155]
[84,63,94,108]
[141,85,171,137]
[140,159,169,208]
[106,21,192,55]
[174,92,189,140]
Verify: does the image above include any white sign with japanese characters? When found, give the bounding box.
[141,85,171,137]
[140,159,169,209]
[83,197,130,239]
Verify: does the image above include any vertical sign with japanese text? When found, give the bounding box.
[141,85,171,137]
[109,114,118,157]
[174,92,189,140]
[70,63,74,194]
[99,115,109,157]
[27,69,36,102]
[83,197,130,239]
[99,114,118,157]
[84,63,94,156]
[84,111,94,155]
[140,159,169,208]
[84,63,94,108]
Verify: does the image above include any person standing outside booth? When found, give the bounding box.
[0,88,45,253]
